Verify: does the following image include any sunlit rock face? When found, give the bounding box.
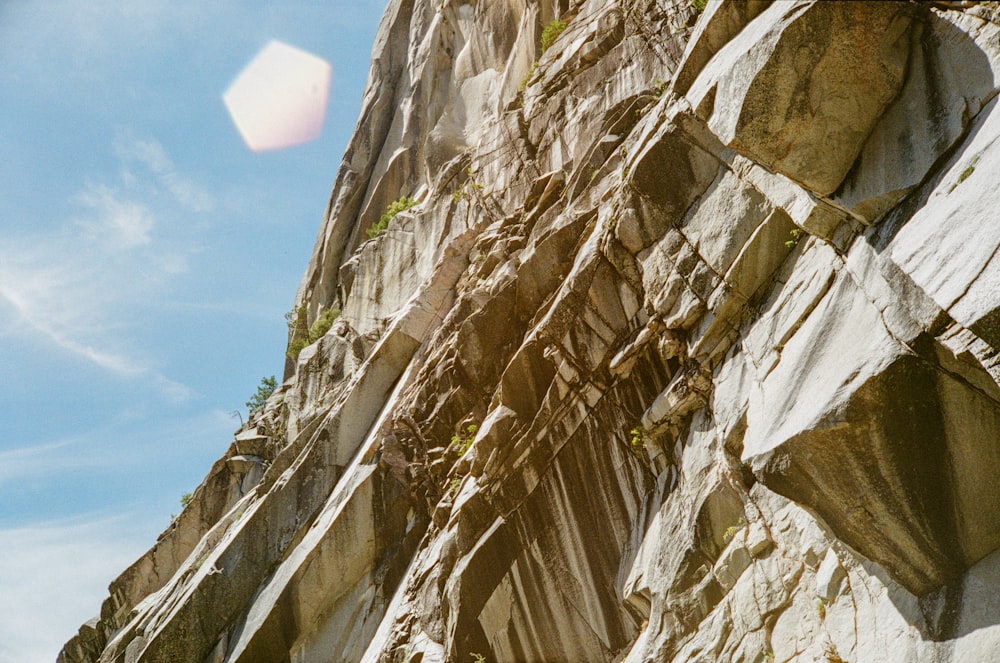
[61,1,1000,662]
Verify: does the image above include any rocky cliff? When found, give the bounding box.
[60,1,1000,661]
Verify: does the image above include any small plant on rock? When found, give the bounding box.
[286,306,341,359]
[286,306,309,359]
[368,195,417,238]
[467,168,484,191]
[287,338,307,360]
[180,492,192,508]
[541,19,567,53]
[692,0,708,13]
[653,77,669,100]
[285,306,307,329]
[949,154,980,193]
[308,307,340,343]
[722,517,746,544]
[629,425,648,458]
[453,168,485,201]
[784,228,803,249]
[451,423,479,455]
[246,375,278,413]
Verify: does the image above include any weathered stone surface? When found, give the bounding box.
[62,2,1000,662]
[687,0,915,195]
[834,9,996,220]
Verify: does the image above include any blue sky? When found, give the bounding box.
[0,2,386,660]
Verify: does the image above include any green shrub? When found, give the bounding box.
[286,306,341,360]
[286,306,309,359]
[308,307,340,343]
[286,306,308,332]
[453,169,485,202]
[629,426,647,457]
[451,423,479,455]
[368,196,417,238]
[286,338,307,360]
[693,0,708,12]
[246,375,278,412]
[180,492,192,508]
[366,217,389,239]
[541,19,566,53]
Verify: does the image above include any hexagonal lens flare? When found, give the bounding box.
[223,40,332,153]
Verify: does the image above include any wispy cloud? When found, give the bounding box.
[0,409,243,660]
[0,407,234,490]
[73,183,155,249]
[0,422,136,490]
[0,248,145,375]
[0,439,79,487]
[0,513,156,663]
[0,1,217,94]
[114,135,216,213]
[153,374,196,404]
[0,135,208,392]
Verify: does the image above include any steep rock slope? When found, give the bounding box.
[61,1,1000,661]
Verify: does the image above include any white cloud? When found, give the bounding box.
[154,374,196,404]
[0,404,240,661]
[0,136,209,395]
[0,1,216,95]
[0,241,148,375]
[73,183,155,249]
[0,423,132,490]
[114,135,216,213]
[0,408,239,663]
[0,439,78,487]
[0,514,155,663]
[0,407,232,492]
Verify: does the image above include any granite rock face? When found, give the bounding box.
[61,1,1000,662]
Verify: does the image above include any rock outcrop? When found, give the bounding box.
[61,1,1000,662]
